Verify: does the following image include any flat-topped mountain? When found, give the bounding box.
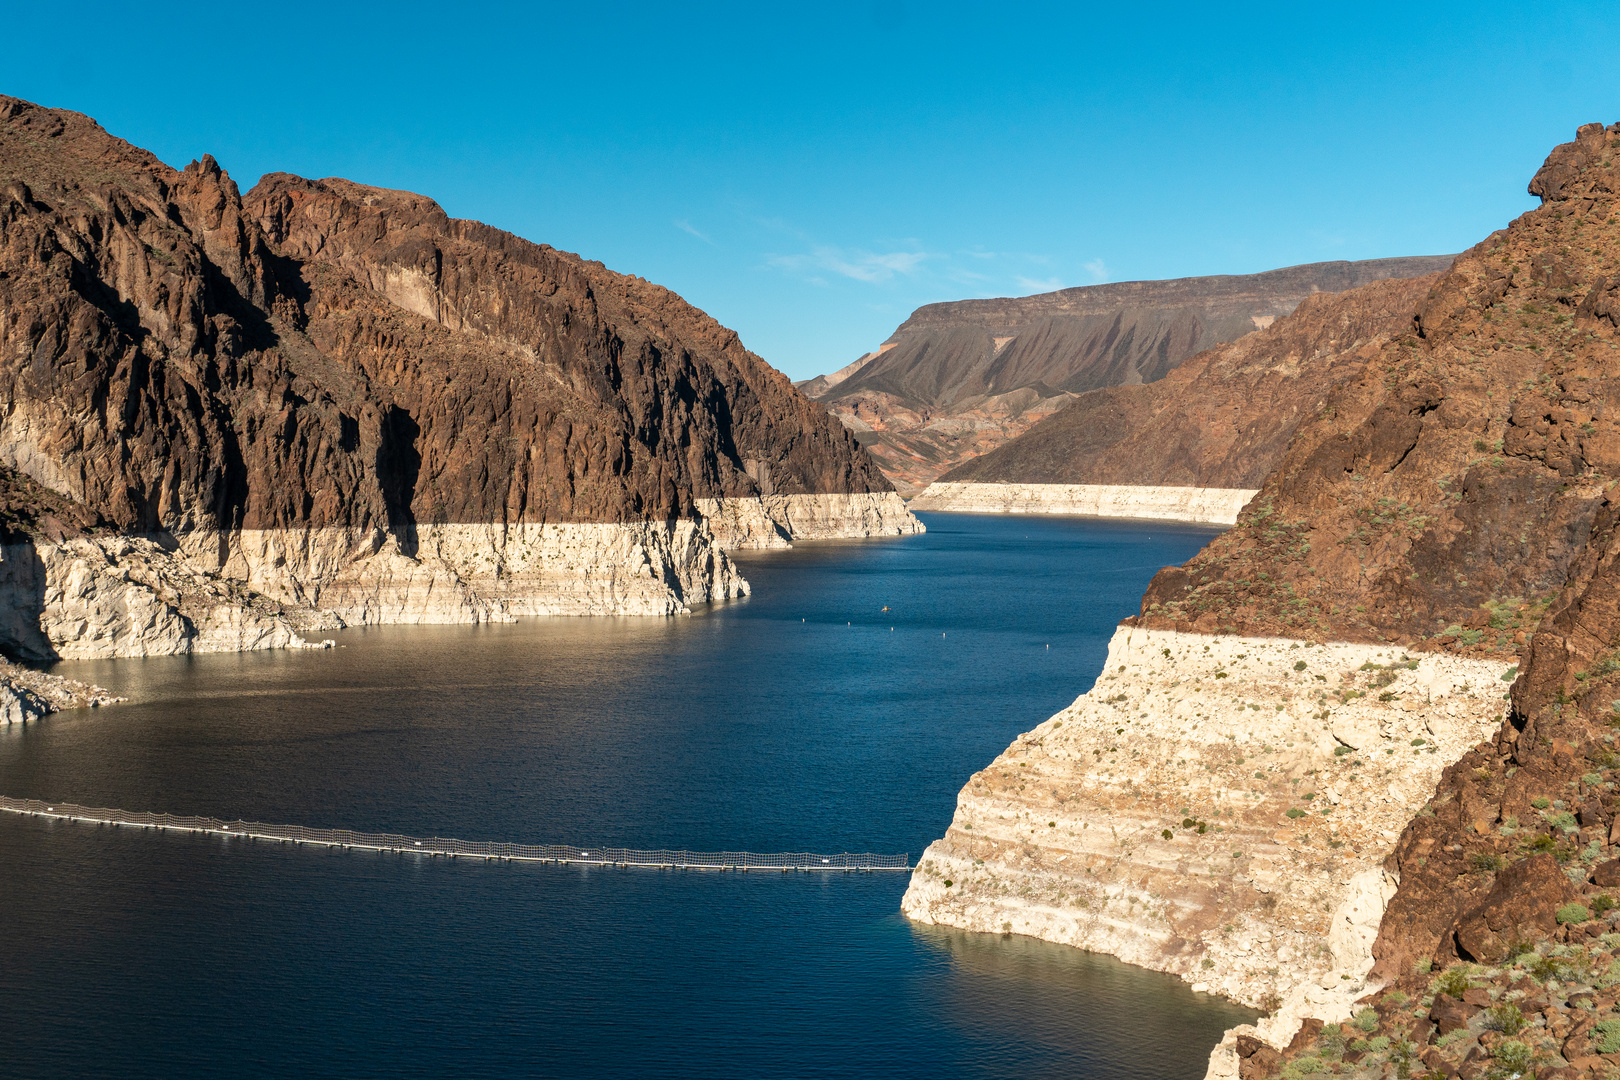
[932,271,1442,489]
[802,256,1455,492]
[0,95,917,659]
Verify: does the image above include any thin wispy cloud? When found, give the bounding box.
[766,244,936,284]
[1015,275,1066,293]
[1084,258,1108,282]
[674,219,715,244]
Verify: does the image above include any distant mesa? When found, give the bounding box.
[799,256,1454,494]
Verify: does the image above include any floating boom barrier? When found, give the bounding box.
[0,796,910,871]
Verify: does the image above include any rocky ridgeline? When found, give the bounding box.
[930,273,1443,492]
[806,257,1452,494]
[1134,123,1620,651]
[0,95,918,660]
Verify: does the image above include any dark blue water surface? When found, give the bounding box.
[0,513,1252,1078]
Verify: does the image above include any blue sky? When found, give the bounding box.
[7,2,1619,380]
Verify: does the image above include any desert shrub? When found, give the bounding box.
[1470,852,1503,873]
[1532,797,1551,809]
[1482,1003,1523,1035]
[1492,1039,1532,1073]
[1557,903,1593,925]
[1354,1008,1379,1033]
[1286,808,1307,819]
[1281,1056,1324,1077]
[1596,1018,1620,1054]
[1162,829,1173,840]
[1593,895,1616,915]
[1433,967,1472,997]
[1294,660,1307,671]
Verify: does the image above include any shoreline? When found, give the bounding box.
[908,482,1259,525]
[0,495,924,663]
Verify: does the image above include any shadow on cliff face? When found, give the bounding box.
[0,542,58,663]
[379,405,422,558]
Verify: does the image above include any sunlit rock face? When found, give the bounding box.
[904,627,1510,1020]
[0,95,911,655]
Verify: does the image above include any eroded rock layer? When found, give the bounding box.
[694,492,922,549]
[936,273,1444,491]
[903,628,1509,1025]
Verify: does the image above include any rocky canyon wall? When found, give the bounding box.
[804,258,1452,493]
[907,122,1620,1080]
[0,95,918,659]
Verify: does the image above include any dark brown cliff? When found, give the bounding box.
[0,95,888,547]
[1132,122,1620,656]
[802,256,1454,492]
[1156,123,1620,1078]
[936,272,1442,488]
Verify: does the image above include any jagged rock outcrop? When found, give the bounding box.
[802,257,1454,492]
[0,95,917,657]
[0,655,119,723]
[1130,122,1620,656]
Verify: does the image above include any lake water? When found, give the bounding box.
[0,513,1254,1078]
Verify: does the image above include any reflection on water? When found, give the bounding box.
[0,514,1253,1078]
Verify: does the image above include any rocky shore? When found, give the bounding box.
[909,482,1258,524]
[694,492,923,549]
[902,627,1510,1074]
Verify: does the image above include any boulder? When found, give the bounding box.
[1453,853,1576,962]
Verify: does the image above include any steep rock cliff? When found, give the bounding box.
[0,95,915,656]
[1132,123,1620,656]
[910,122,1620,1080]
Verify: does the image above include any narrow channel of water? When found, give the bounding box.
[0,513,1255,1078]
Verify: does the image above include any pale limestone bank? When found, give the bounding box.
[908,482,1258,525]
[0,520,745,660]
[900,626,1511,1072]
[0,655,121,724]
[696,492,925,549]
[0,498,925,660]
